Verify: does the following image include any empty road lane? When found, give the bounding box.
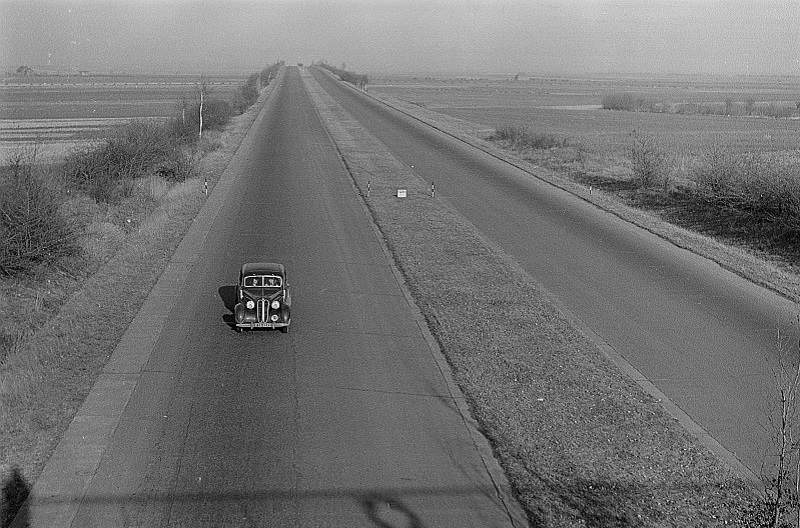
[311,67,799,479]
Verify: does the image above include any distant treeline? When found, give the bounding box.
[602,92,800,119]
[314,61,368,89]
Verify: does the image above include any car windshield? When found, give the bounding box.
[243,275,282,288]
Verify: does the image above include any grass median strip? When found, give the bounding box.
[303,71,755,525]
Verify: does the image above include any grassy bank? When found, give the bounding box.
[0,67,282,523]
[304,68,757,525]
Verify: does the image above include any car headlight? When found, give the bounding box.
[246,300,255,309]
[271,300,281,310]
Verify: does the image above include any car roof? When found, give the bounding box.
[241,262,285,276]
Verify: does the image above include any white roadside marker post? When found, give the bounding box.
[199,89,204,139]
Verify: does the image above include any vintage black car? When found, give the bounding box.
[234,262,292,332]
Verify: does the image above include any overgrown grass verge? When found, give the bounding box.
[304,69,755,526]
[0,67,281,518]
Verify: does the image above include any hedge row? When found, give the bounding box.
[314,61,368,88]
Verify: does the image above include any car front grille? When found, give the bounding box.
[257,299,268,322]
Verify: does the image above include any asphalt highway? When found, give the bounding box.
[310,68,799,480]
[22,68,524,527]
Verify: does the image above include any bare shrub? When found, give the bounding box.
[692,147,800,232]
[260,61,284,86]
[197,131,223,154]
[62,120,194,203]
[201,98,234,130]
[0,151,81,277]
[232,73,260,114]
[493,125,567,150]
[630,130,670,190]
[170,97,234,140]
[315,61,369,88]
[741,318,800,527]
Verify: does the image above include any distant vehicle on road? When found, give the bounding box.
[234,262,291,333]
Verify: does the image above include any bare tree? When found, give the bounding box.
[753,315,800,527]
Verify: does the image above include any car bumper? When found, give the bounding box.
[234,302,291,329]
[234,321,290,329]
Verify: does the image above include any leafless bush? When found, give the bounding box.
[742,317,800,527]
[62,120,194,203]
[630,130,670,190]
[0,150,81,277]
[493,125,567,150]
[692,147,800,232]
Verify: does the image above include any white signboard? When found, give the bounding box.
[397,189,407,198]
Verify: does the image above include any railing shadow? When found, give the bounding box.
[11,484,521,527]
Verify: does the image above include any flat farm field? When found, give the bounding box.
[369,73,800,156]
[0,73,245,160]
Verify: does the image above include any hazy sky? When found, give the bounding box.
[1,0,798,76]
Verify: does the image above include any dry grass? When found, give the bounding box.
[305,70,756,526]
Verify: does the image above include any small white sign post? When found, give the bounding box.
[397,189,407,198]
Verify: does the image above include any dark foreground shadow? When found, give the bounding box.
[218,285,239,330]
[9,485,512,527]
[1,466,29,528]
[363,493,425,528]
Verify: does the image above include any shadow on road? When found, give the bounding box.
[12,485,518,527]
[363,493,425,528]
[1,466,29,528]
[218,285,237,311]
